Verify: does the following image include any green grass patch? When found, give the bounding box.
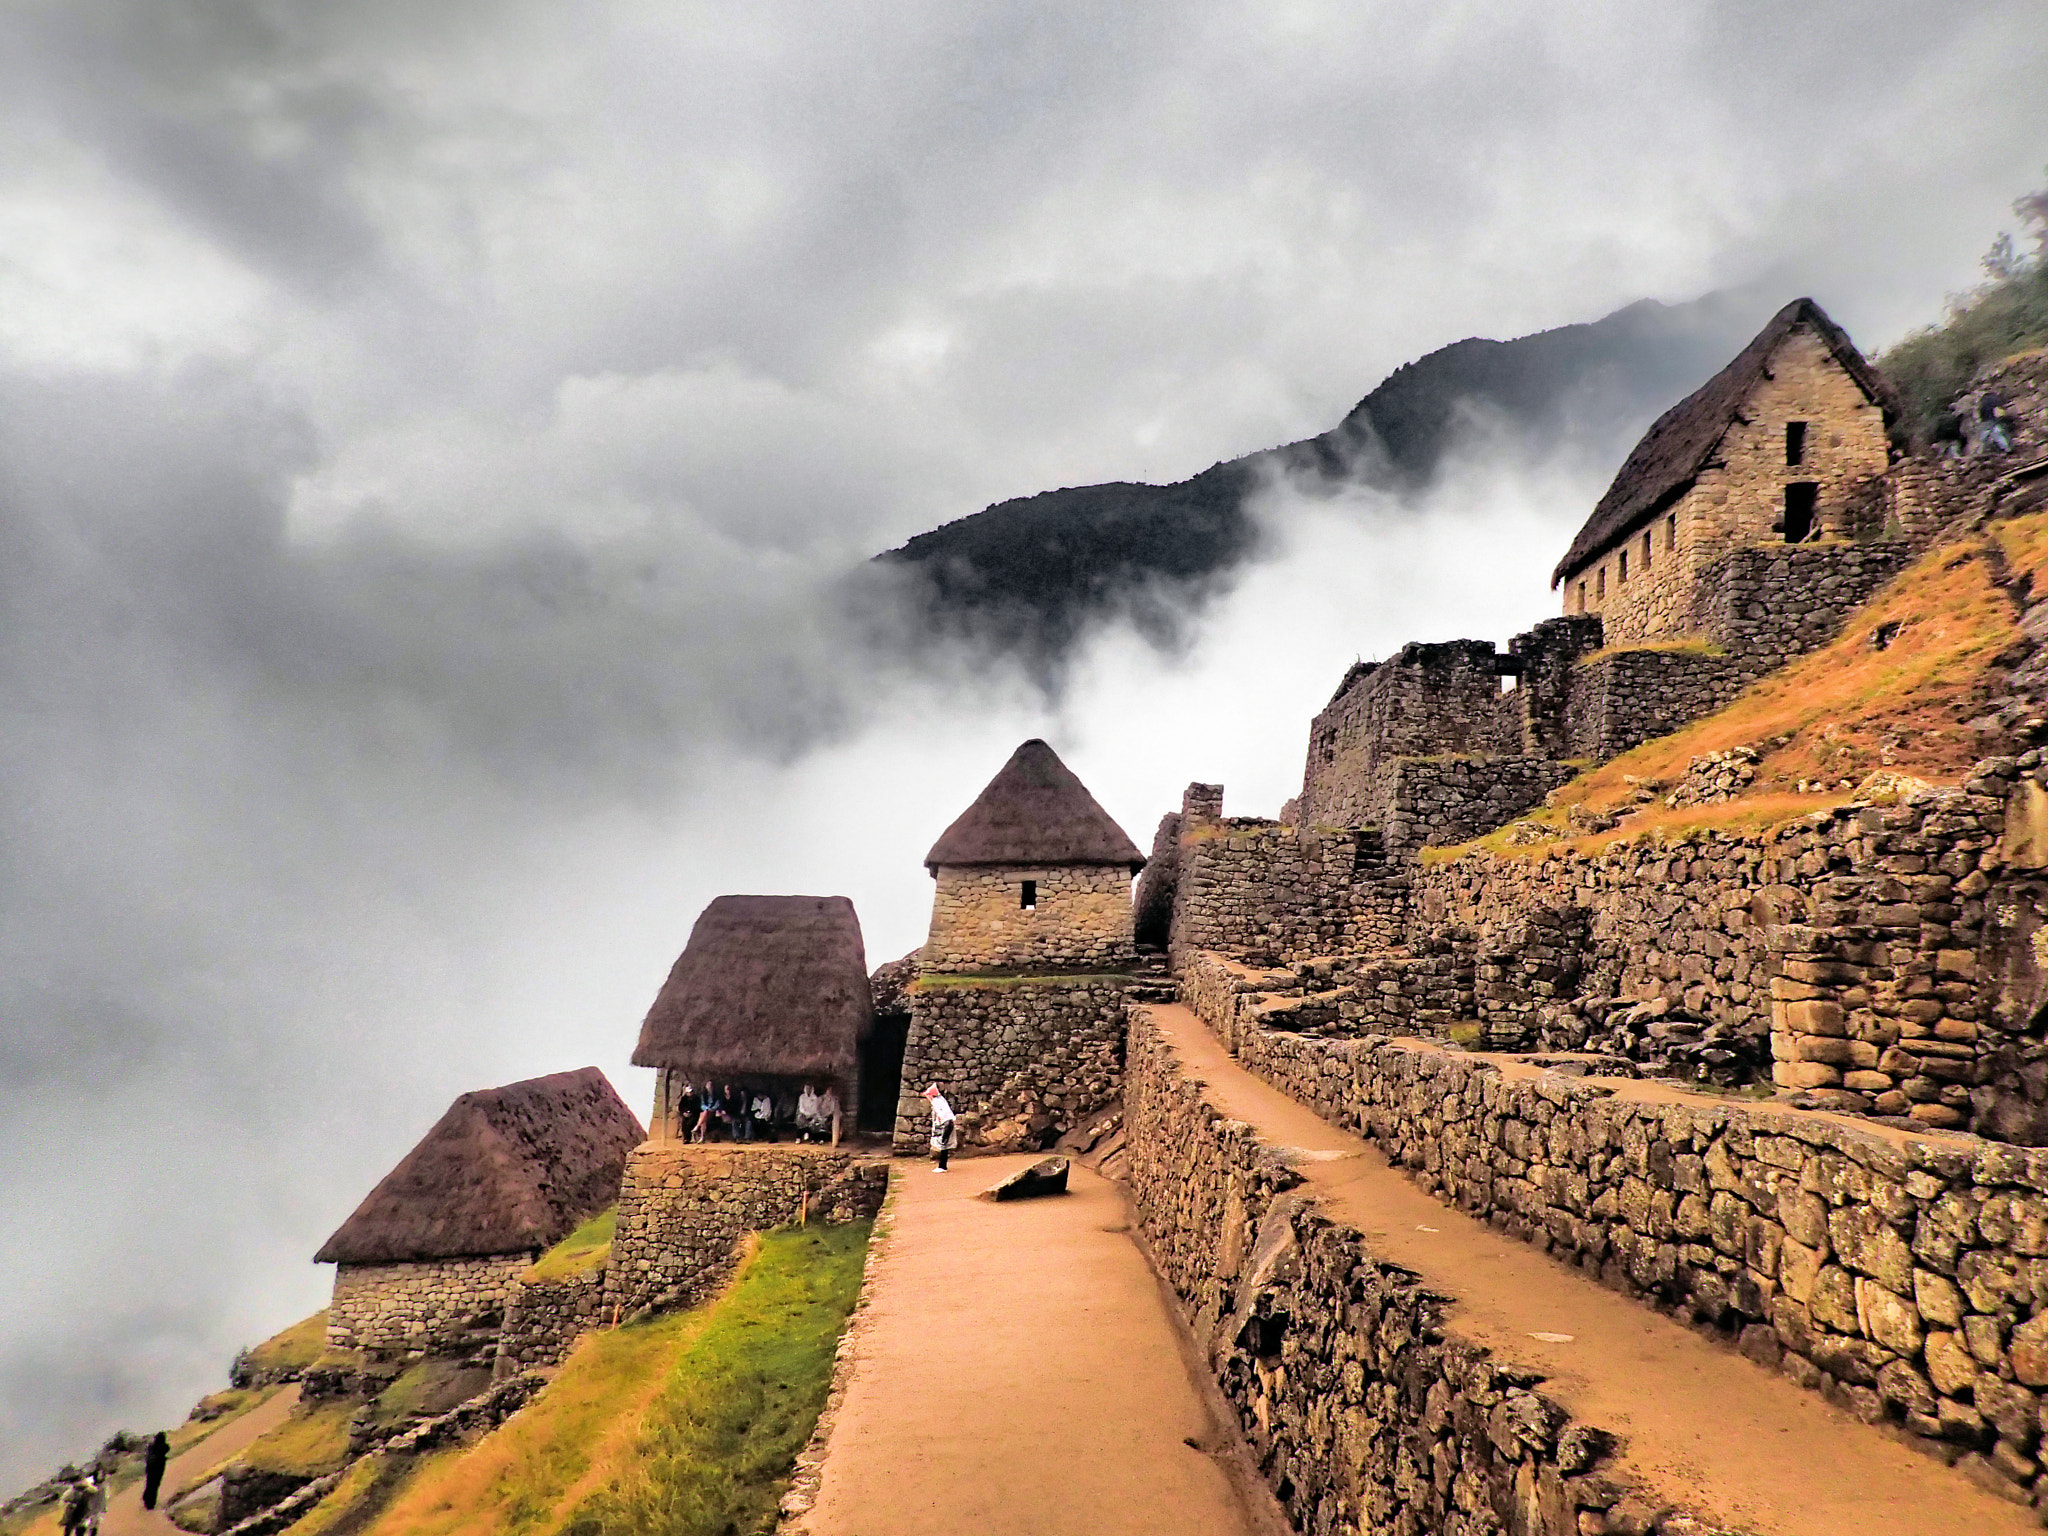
[245,1311,329,1376]
[526,1207,616,1284]
[1576,635,1726,664]
[350,1222,870,1536]
[1447,1022,1483,1047]
[557,1221,869,1536]
[371,1361,492,1429]
[241,1400,356,1477]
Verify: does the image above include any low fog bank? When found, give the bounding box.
[0,352,1595,1482]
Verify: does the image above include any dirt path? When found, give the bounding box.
[101,1385,302,1536]
[1149,1002,2036,1536]
[796,1154,1265,1536]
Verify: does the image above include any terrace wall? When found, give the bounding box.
[1177,977,2048,1507]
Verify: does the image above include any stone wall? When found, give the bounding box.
[921,863,1135,973]
[1132,810,1182,950]
[1168,816,1405,967]
[1376,756,1577,855]
[326,1254,528,1354]
[1562,647,1750,761]
[1304,642,1511,820]
[1690,540,1917,670]
[1179,984,2048,1510]
[604,1144,886,1316]
[1123,1009,1717,1536]
[493,1268,606,1378]
[892,974,1128,1152]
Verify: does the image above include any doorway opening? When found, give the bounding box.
[1782,482,1819,542]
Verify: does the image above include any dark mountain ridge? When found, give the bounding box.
[876,288,1780,665]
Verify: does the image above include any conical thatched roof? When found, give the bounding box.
[924,739,1145,872]
[631,895,872,1081]
[1552,298,1902,587]
[315,1068,642,1266]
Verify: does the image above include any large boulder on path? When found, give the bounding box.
[982,1157,1070,1202]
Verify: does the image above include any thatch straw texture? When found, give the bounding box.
[315,1067,643,1265]
[924,738,1144,871]
[1553,298,1902,586]
[631,895,872,1081]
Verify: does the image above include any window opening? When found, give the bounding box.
[1596,567,1606,600]
[1667,513,1677,551]
[1642,530,1652,570]
[1786,421,1808,466]
[1782,482,1819,542]
[1577,581,1588,613]
[1020,879,1037,910]
[1618,550,1628,583]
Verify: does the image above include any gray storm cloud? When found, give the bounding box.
[2,0,2045,1485]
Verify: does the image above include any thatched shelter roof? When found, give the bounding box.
[924,739,1145,872]
[631,895,872,1082]
[1552,298,1902,587]
[315,1068,642,1266]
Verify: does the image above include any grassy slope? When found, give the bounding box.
[311,1221,870,1536]
[1436,512,2044,861]
[525,1208,616,1284]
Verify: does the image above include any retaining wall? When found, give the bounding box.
[493,1268,606,1378]
[1123,1010,1719,1536]
[604,1145,886,1316]
[893,974,1128,1152]
[1180,974,2048,1509]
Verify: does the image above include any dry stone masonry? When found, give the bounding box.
[325,1255,529,1354]
[922,864,1136,974]
[891,975,1129,1152]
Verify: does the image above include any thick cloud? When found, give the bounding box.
[1,0,2044,1486]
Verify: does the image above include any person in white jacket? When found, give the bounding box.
[923,1084,957,1172]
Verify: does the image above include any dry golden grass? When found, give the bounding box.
[1435,517,2046,860]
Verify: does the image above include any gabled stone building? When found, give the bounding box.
[1552,297,1901,644]
[315,1068,643,1353]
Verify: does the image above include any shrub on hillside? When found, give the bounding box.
[1881,172,2048,443]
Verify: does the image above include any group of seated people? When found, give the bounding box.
[676,1079,843,1144]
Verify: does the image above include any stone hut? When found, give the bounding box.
[1552,297,1902,644]
[632,895,876,1140]
[921,738,1146,973]
[315,1067,642,1354]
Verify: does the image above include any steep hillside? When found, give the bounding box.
[878,289,1779,662]
[1447,499,2048,860]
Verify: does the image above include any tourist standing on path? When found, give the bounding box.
[819,1083,843,1147]
[141,1432,170,1510]
[85,1471,107,1536]
[923,1085,956,1171]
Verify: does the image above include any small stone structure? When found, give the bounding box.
[315,1068,642,1354]
[918,738,1146,974]
[897,739,1147,1152]
[1552,297,1900,644]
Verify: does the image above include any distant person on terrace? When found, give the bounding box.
[924,1084,957,1172]
[819,1083,843,1147]
[797,1082,823,1141]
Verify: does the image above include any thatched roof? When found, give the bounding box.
[925,739,1145,872]
[1552,298,1902,587]
[315,1068,642,1266]
[632,895,872,1081]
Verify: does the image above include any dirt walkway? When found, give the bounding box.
[1149,1003,2035,1536]
[101,1385,302,1536]
[797,1154,1265,1536]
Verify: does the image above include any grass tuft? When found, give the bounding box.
[245,1312,330,1376]
[526,1208,616,1284]
[240,1400,356,1477]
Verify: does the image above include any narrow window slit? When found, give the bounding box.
[1020,880,1037,910]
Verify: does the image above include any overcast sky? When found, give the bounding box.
[2,0,2044,1485]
